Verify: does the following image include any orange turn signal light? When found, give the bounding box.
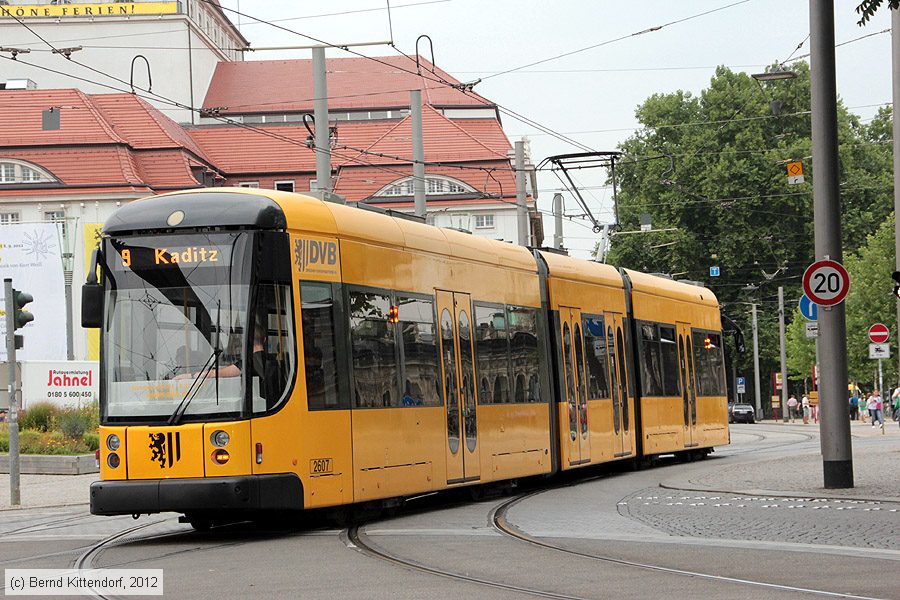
[211,448,230,465]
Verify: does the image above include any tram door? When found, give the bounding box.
[677,323,698,447]
[560,307,590,465]
[606,312,633,457]
[437,290,480,484]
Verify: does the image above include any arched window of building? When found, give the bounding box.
[0,160,57,185]
[375,175,475,197]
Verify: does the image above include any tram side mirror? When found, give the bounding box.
[82,248,104,329]
[81,284,103,329]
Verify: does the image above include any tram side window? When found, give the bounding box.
[639,322,664,396]
[509,306,541,402]
[659,325,680,396]
[350,291,399,407]
[638,321,680,397]
[474,304,510,404]
[398,296,440,406]
[692,331,727,396]
[582,315,610,399]
[251,283,297,413]
[301,282,340,411]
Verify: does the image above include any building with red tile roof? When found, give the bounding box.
[194,55,540,243]
[0,54,540,361]
[202,56,491,116]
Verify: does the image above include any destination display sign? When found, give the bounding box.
[111,243,233,271]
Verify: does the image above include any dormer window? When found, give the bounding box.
[376,175,475,197]
[0,160,56,184]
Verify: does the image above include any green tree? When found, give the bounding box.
[607,65,893,402]
[856,0,900,25]
[843,213,898,389]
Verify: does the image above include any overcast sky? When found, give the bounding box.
[220,1,895,259]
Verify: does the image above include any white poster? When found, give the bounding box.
[0,223,67,361]
[21,360,98,410]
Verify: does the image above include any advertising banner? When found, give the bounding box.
[21,360,99,410]
[0,223,67,361]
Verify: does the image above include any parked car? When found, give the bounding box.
[729,403,756,424]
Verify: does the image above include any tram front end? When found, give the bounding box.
[84,191,301,519]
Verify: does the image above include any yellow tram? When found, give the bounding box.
[84,188,728,525]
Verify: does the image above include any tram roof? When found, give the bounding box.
[624,268,719,308]
[536,250,624,288]
[108,188,538,272]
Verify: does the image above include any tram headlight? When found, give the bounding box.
[107,453,120,469]
[211,449,230,465]
[210,430,230,448]
[106,434,121,452]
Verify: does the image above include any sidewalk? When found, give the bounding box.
[665,419,900,502]
[0,472,95,511]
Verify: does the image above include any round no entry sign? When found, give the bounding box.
[869,323,889,343]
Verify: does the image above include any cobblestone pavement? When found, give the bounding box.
[619,489,900,549]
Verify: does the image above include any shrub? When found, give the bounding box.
[83,432,100,451]
[58,411,88,439]
[56,405,98,440]
[20,402,58,432]
[17,430,43,453]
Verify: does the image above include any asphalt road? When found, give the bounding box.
[1,425,897,600]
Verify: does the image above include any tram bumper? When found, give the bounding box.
[89,474,303,516]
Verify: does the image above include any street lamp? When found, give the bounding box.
[751,68,798,82]
[751,68,798,116]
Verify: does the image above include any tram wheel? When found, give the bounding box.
[184,513,212,531]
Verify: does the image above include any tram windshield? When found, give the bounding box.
[102,232,253,421]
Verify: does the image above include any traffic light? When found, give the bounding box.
[12,288,34,330]
[892,271,900,298]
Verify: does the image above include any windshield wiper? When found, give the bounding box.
[168,301,223,425]
[167,348,219,426]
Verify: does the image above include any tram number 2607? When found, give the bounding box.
[309,458,333,475]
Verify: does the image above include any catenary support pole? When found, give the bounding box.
[752,303,761,415]
[893,6,900,391]
[5,278,20,506]
[64,267,73,361]
[411,89,426,218]
[810,0,853,487]
[515,141,528,246]
[779,287,789,421]
[312,46,332,196]
[552,193,563,249]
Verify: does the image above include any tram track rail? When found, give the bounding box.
[345,520,593,600]
[490,491,885,600]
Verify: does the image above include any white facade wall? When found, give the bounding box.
[430,204,524,244]
[0,1,242,123]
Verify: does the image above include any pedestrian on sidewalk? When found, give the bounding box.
[893,389,900,426]
[849,392,859,421]
[861,391,869,423]
[868,390,884,430]
[801,394,810,424]
[787,394,798,423]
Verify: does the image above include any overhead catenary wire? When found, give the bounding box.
[476,0,751,81]
[201,0,597,154]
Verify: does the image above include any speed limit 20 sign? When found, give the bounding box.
[803,259,850,306]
